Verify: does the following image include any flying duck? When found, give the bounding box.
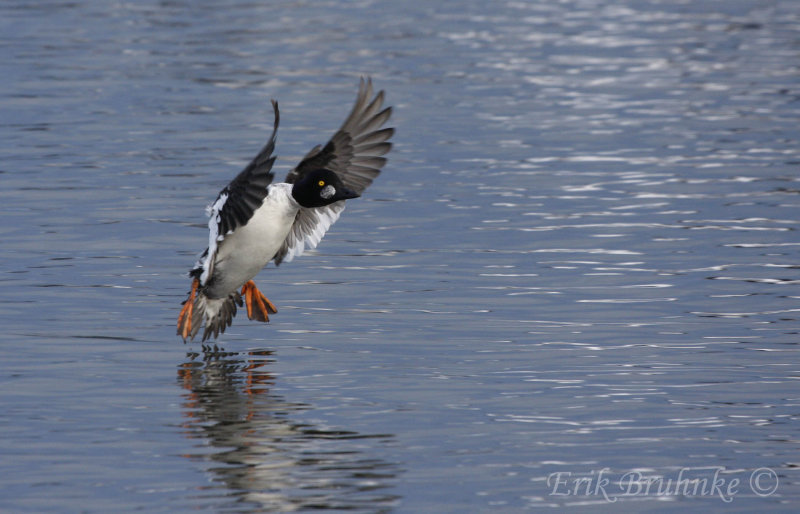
[178,78,393,341]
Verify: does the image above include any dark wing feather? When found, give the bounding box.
[213,100,280,238]
[191,101,280,284]
[284,77,393,194]
[273,78,393,266]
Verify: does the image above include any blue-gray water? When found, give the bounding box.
[2,0,799,511]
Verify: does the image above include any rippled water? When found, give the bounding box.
[2,0,799,511]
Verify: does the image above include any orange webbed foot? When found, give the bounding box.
[177,278,199,340]
[241,280,278,322]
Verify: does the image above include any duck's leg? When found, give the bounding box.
[177,278,199,340]
[241,280,278,322]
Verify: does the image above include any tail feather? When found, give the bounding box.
[185,291,243,342]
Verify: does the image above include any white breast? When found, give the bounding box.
[208,184,298,296]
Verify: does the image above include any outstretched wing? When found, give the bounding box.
[191,101,280,284]
[273,78,394,266]
[284,77,393,193]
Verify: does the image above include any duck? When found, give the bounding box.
[178,78,393,341]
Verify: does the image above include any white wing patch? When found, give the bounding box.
[197,192,228,285]
[282,203,345,264]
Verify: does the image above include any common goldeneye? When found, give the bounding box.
[178,78,393,341]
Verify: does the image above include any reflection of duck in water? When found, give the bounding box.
[177,348,400,511]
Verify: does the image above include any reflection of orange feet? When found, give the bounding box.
[241,280,277,322]
[177,278,199,340]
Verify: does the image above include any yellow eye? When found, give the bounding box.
[318,180,325,187]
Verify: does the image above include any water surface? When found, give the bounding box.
[1,0,799,511]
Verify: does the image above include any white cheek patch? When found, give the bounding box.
[320,185,336,199]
